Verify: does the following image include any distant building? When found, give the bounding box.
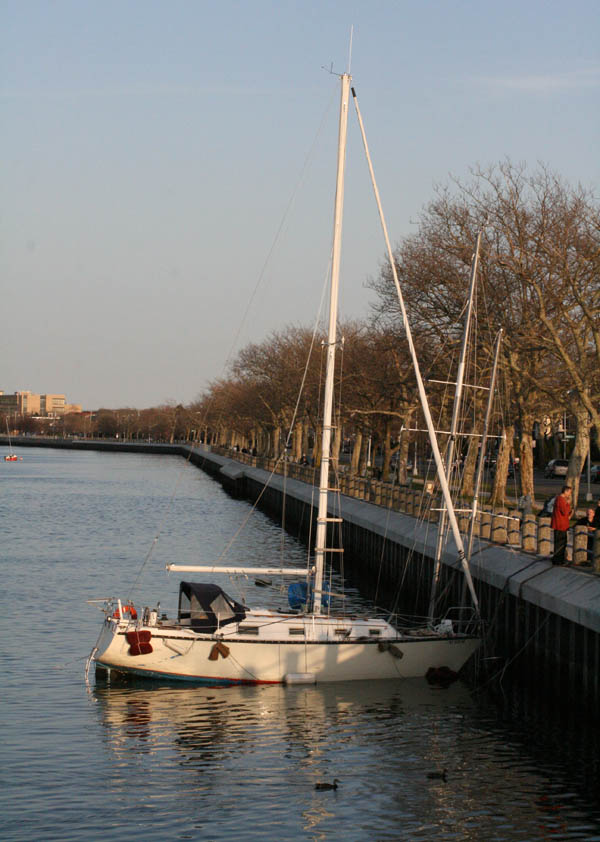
[41,394,65,415]
[0,390,82,417]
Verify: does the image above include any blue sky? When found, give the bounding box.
[2,0,598,409]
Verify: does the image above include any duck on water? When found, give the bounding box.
[315,779,341,791]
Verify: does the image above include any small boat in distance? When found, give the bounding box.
[4,420,20,461]
[88,70,482,685]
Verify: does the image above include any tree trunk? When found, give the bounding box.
[312,423,322,467]
[397,418,412,486]
[519,415,535,500]
[491,424,514,507]
[358,430,370,476]
[331,411,342,472]
[302,418,311,462]
[568,404,591,507]
[292,420,303,462]
[381,418,393,483]
[460,424,480,498]
[260,429,267,455]
[351,429,363,476]
[271,426,281,458]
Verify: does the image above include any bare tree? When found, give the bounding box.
[370,160,599,505]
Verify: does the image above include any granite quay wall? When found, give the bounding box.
[4,436,600,707]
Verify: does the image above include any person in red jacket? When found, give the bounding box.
[551,485,573,565]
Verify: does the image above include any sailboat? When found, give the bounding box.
[89,72,482,685]
[4,419,19,461]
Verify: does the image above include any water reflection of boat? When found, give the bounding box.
[92,677,480,838]
[93,677,473,763]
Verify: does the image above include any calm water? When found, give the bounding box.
[1,446,599,841]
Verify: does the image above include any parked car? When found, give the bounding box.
[591,465,600,483]
[544,458,569,478]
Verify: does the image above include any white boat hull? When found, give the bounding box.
[93,611,480,685]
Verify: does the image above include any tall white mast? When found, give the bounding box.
[312,72,351,614]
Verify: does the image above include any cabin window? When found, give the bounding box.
[179,591,209,625]
[288,627,305,636]
[369,629,382,636]
[239,625,259,635]
[209,593,235,624]
[335,628,351,637]
[190,594,210,623]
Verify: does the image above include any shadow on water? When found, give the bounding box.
[476,671,600,806]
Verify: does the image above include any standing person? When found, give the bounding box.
[551,485,573,565]
[593,499,600,529]
[576,507,596,561]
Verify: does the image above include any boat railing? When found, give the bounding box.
[442,606,482,635]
